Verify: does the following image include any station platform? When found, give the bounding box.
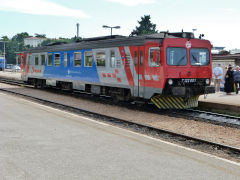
[199,92,240,113]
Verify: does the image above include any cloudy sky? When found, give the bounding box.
[0,0,239,49]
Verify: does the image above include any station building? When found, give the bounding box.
[24,37,46,47]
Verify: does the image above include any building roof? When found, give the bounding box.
[24,37,46,40]
[212,54,240,60]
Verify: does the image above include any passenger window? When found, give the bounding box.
[54,53,61,67]
[35,55,39,66]
[47,54,53,66]
[96,52,106,67]
[134,51,137,66]
[110,50,116,68]
[74,52,81,67]
[140,51,143,66]
[149,48,160,67]
[64,53,68,67]
[28,54,32,65]
[41,54,45,66]
[85,51,93,67]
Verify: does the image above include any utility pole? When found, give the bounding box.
[76,23,79,38]
[3,42,5,71]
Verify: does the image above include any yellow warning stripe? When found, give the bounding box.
[167,97,179,109]
[151,95,199,109]
[170,97,183,109]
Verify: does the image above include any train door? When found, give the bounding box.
[133,46,145,98]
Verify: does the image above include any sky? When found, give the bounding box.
[0,0,239,50]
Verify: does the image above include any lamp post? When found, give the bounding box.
[102,25,120,36]
[192,29,197,34]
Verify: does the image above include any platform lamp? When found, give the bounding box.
[192,29,197,37]
[102,25,121,36]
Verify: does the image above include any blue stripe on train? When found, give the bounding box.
[43,49,100,83]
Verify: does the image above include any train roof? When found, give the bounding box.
[22,32,195,53]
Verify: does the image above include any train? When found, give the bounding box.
[17,32,215,109]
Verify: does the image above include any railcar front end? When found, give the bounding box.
[151,37,215,109]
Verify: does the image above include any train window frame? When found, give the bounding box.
[40,54,45,66]
[74,52,82,67]
[190,48,210,66]
[96,51,106,67]
[140,51,144,66]
[166,47,187,66]
[149,47,160,67]
[54,53,61,67]
[110,50,116,68]
[134,51,138,66]
[28,54,32,65]
[35,55,39,66]
[47,53,53,66]
[84,51,93,67]
[64,52,68,67]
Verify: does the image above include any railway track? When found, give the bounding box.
[0,77,240,162]
[0,77,239,128]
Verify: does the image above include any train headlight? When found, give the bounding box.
[205,79,210,85]
[168,79,173,85]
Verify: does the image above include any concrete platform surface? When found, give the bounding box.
[0,92,240,180]
[199,92,240,107]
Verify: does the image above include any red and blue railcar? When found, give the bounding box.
[18,32,215,109]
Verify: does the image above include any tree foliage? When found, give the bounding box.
[130,15,158,36]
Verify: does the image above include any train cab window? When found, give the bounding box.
[47,54,53,66]
[54,53,61,67]
[149,48,160,67]
[41,54,45,66]
[96,52,106,67]
[35,55,39,66]
[190,48,210,66]
[64,53,68,67]
[167,47,187,66]
[140,51,144,66]
[110,50,116,68]
[74,52,81,67]
[85,52,93,67]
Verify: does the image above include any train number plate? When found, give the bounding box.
[182,79,196,83]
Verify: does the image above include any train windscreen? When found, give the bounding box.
[190,48,210,66]
[167,47,187,66]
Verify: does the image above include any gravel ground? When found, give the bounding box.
[1,82,240,149]
[0,71,21,81]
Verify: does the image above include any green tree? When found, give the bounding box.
[130,15,158,36]
[12,32,29,42]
